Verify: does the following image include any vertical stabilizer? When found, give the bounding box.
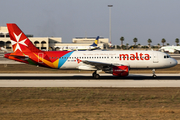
[7,23,40,53]
[90,36,99,46]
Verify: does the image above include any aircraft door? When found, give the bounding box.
[153,53,158,63]
[38,53,44,63]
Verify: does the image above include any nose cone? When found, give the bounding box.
[170,58,177,67]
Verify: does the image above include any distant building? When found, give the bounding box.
[72,37,108,44]
[0,26,62,51]
[0,26,109,51]
[54,37,109,50]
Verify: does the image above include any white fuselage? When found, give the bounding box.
[59,50,177,70]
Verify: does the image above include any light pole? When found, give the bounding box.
[108,5,113,47]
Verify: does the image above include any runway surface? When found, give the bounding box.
[1,73,180,87]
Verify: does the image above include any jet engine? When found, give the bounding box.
[104,66,129,77]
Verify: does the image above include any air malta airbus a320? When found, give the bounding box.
[4,23,177,78]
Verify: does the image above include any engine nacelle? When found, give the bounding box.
[112,66,129,77]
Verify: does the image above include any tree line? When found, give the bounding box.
[119,37,180,48]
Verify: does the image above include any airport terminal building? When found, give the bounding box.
[0,26,109,51]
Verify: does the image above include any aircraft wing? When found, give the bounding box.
[81,60,129,70]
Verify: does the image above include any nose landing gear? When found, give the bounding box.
[152,69,156,78]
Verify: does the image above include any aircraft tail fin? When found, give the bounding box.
[90,36,99,46]
[6,23,41,53]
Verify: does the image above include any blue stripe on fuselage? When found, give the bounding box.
[58,51,74,68]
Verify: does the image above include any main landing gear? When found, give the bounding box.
[92,70,101,79]
[152,69,156,78]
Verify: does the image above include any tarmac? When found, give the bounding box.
[1,73,180,87]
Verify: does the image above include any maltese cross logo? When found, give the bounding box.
[11,32,27,52]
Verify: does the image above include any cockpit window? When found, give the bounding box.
[164,55,171,59]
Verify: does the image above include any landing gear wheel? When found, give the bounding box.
[94,74,100,79]
[153,74,157,78]
[152,69,156,78]
[92,71,100,79]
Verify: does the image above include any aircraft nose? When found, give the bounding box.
[170,58,177,67]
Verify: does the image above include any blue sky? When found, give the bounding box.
[1,0,180,46]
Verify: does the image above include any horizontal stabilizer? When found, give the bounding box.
[5,54,29,60]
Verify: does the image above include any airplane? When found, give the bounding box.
[159,45,180,53]
[54,36,100,51]
[4,23,177,78]
[0,47,8,53]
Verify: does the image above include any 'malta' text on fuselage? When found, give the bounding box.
[119,52,150,60]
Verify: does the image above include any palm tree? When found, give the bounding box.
[175,38,179,46]
[167,43,170,46]
[126,43,129,49]
[157,43,160,48]
[138,43,141,48]
[147,39,152,48]
[133,38,138,46]
[120,37,124,47]
[161,38,166,46]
